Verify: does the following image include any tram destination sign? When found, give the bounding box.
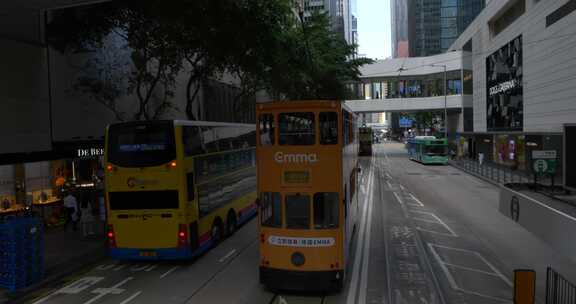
[268,236,335,247]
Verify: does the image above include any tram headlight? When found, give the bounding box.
[291,252,305,267]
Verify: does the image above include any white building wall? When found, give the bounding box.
[450,0,576,134]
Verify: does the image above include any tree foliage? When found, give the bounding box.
[47,0,372,121]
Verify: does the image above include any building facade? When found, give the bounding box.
[392,0,485,57]
[302,0,353,43]
[0,3,256,211]
[448,0,576,185]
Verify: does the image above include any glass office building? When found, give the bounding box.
[392,0,484,57]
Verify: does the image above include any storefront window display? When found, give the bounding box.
[493,134,526,170]
[0,165,18,212]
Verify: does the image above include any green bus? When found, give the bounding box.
[359,126,373,156]
[406,136,448,164]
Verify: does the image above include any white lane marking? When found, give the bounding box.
[392,191,404,206]
[428,243,513,301]
[443,262,504,277]
[160,266,180,279]
[428,244,458,289]
[114,264,127,271]
[399,184,406,191]
[84,277,133,304]
[409,210,458,237]
[31,277,105,304]
[408,193,424,206]
[96,263,117,271]
[278,295,289,304]
[145,264,159,272]
[218,249,237,263]
[386,180,392,188]
[358,164,376,304]
[416,227,459,237]
[346,159,374,304]
[119,291,143,304]
[411,217,441,224]
[431,244,513,287]
[129,264,151,272]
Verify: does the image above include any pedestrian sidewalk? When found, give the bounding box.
[0,221,107,303]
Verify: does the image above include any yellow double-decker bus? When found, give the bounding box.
[104,120,256,260]
[256,100,359,291]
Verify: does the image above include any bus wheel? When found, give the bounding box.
[226,211,237,236]
[211,220,223,246]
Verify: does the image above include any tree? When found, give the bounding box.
[48,0,373,122]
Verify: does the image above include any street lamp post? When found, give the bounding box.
[430,64,447,140]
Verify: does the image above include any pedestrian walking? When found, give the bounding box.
[63,191,79,232]
[80,196,95,237]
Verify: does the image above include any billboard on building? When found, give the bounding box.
[486,35,523,132]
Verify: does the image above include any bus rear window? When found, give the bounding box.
[279,112,315,145]
[108,122,175,167]
[285,194,310,229]
[313,193,339,229]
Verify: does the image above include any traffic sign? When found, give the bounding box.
[399,117,413,128]
[531,150,557,175]
[532,150,556,159]
[532,159,556,174]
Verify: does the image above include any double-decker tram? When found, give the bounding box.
[256,100,359,291]
[406,136,449,165]
[104,120,257,260]
[358,126,373,156]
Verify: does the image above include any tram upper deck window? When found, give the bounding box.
[279,112,315,145]
[285,194,310,229]
[259,114,275,146]
[320,112,338,145]
[313,193,339,229]
[260,192,281,227]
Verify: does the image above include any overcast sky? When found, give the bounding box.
[356,0,391,60]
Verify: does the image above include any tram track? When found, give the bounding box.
[375,145,447,304]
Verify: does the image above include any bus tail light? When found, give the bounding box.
[106,164,116,172]
[178,224,188,247]
[166,161,177,169]
[107,224,116,248]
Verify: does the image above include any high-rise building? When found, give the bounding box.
[392,0,485,57]
[391,0,412,58]
[301,0,353,43]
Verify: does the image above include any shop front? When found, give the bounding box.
[0,141,105,226]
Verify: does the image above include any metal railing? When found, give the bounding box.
[546,267,576,304]
[450,158,533,185]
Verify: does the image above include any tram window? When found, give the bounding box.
[313,193,339,229]
[261,192,281,227]
[259,114,275,146]
[279,112,315,145]
[285,194,310,229]
[320,112,338,145]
